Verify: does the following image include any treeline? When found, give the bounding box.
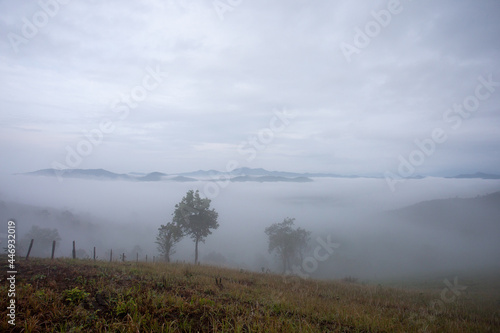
[6,189,316,274]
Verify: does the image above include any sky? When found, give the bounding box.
[1,0,499,176]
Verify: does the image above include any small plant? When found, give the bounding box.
[31,274,47,281]
[271,303,285,315]
[156,276,168,289]
[183,267,193,278]
[63,287,90,304]
[190,296,215,307]
[115,298,137,317]
[35,289,47,300]
[75,275,87,285]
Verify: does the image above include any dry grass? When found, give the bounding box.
[1,258,499,332]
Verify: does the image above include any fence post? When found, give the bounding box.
[25,239,34,260]
[72,241,76,259]
[122,253,125,262]
[93,247,96,261]
[110,249,113,262]
[51,240,56,259]
[136,252,138,263]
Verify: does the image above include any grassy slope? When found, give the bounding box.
[1,258,499,332]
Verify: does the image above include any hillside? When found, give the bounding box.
[1,258,499,332]
[385,191,500,233]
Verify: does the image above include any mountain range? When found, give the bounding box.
[17,168,500,183]
[447,172,500,180]
[19,168,314,183]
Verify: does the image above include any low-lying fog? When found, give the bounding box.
[1,173,499,281]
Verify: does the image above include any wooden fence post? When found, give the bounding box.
[122,253,125,262]
[136,252,138,263]
[93,247,96,261]
[110,249,113,262]
[51,240,56,259]
[25,239,34,260]
[72,241,76,259]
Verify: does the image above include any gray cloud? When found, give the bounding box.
[1,0,499,175]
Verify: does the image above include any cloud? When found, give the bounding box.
[0,0,499,175]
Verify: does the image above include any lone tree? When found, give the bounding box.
[156,222,183,262]
[173,190,219,264]
[265,217,310,273]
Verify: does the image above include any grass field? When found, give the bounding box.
[1,257,499,332]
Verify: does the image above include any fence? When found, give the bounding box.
[23,238,156,263]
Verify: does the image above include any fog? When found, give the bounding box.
[1,172,499,281]
[2,0,500,289]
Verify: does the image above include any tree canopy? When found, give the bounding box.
[265,217,310,273]
[172,190,219,264]
[155,222,183,262]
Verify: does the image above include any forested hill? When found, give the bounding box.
[385,191,500,233]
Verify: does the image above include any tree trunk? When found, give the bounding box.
[195,237,199,264]
[26,239,34,260]
[51,240,56,259]
[282,252,287,274]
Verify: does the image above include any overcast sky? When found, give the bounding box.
[1,0,499,176]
